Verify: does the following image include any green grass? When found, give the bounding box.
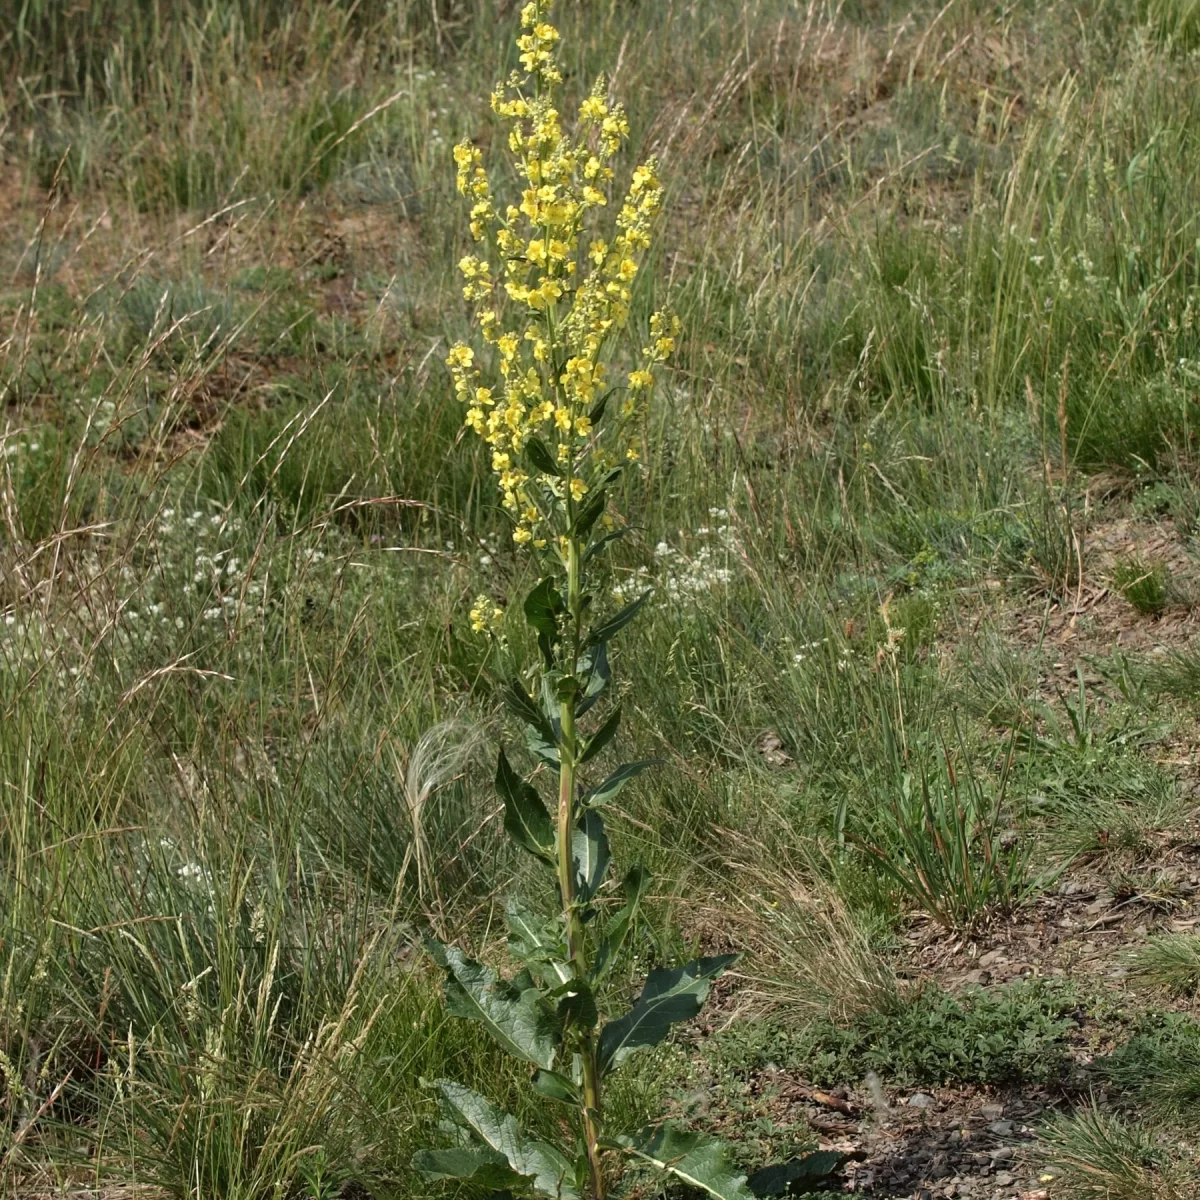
[5,0,1200,1195]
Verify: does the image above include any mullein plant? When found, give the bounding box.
[414,7,845,1199]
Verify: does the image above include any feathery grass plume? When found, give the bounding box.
[394,718,487,905]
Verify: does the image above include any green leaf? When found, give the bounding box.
[504,677,558,745]
[582,760,659,806]
[585,591,650,649]
[579,704,621,765]
[412,1147,518,1188]
[437,1081,580,1199]
[616,1125,754,1200]
[524,577,564,640]
[594,864,651,980]
[746,1152,850,1196]
[505,897,571,987]
[571,486,607,538]
[531,1069,580,1105]
[497,750,555,864]
[588,388,616,426]
[504,678,560,769]
[572,809,610,902]
[575,643,610,717]
[426,941,559,1069]
[553,980,598,1028]
[525,436,562,477]
[583,527,629,564]
[599,955,736,1072]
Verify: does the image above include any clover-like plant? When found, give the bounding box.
[413,7,847,1199]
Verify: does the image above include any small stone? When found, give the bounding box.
[987,1120,1015,1137]
[980,1104,1004,1120]
[995,1172,1015,1186]
[908,1092,937,1109]
[978,949,1004,967]
[990,1146,1014,1162]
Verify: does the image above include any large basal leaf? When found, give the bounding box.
[505,897,571,987]
[572,809,610,901]
[426,940,559,1069]
[411,1146,519,1189]
[437,1080,580,1200]
[746,1151,850,1196]
[616,1125,754,1200]
[497,749,556,864]
[582,759,659,806]
[599,954,736,1072]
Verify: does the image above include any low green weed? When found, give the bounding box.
[715,980,1078,1089]
[1112,555,1171,616]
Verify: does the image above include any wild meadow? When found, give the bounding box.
[5,0,1200,1197]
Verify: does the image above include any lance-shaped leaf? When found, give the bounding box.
[426,941,559,1069]
[504,678,560,768]
[572,809,611,902]
[531,1069,580,1106]
[593,864,651,980]
[579,704,621,765]
[505,897,571,987]
[411,1146,520,1189]
[585,591,650,649]
[746,1151,850,1196]
[524,577,564,639]
[599,955,736,1072]
[436,1081,580,1199]
[496,750,555,864]
[571,486,608,539]
[575,643,610,717]
[616,1125,754,1200]
[583,527,629,564]
[582,759,659,807]
[525,436,562,477]
[588,387,616,426]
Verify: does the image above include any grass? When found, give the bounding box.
[4,0,1200,1195]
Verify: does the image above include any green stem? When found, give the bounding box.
[556,535,606,1200]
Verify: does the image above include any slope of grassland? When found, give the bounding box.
[4,2,1200,1197]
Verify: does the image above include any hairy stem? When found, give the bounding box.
[556,534,606,1200]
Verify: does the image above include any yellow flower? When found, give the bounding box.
[628,370,654,390]
[446,344,474,368]
[569,478,588,502]
[469,594,505,634]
